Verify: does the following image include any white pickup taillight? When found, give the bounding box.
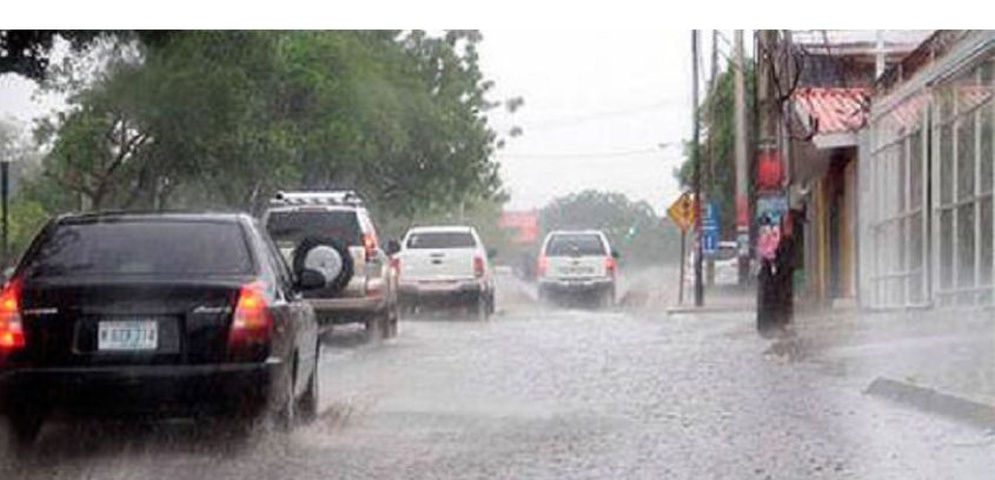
[473,256,485,278]
[605,256,617,277]
[228,281,273,348]
[0,278,24,351]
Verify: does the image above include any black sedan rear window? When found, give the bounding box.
[23,221,253,277]
[405,232,476,249]
[545,234,606,257]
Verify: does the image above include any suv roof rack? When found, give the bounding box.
[270,190,365,207]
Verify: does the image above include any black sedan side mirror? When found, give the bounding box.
[611,249,620,259]
[385,239,401,256]
[487,248,498,259]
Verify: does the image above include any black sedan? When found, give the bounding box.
[0,212,335,447]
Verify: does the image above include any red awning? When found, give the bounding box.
[793,87,871,135]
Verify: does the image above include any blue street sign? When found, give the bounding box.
[702,201,720,256]
[703,201,719,228]
[703,228,719,255]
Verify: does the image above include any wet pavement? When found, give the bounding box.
[791,308,995,408]
[1,272,993,479]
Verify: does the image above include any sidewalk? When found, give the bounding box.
[664,289,757,314]
[791,307,995,428]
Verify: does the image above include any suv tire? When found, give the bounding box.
[385,301,400,338]
[600,287,615,309]
[470,294,489,321]
[365,313,383,342]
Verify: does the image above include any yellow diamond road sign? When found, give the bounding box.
[667,192,696,232]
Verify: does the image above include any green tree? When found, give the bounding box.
[539,190,683,266]
[0,119,51,263]
[675,59,756,239]
[22,30,514,220]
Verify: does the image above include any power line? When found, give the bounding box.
[498,146,680,160]
[516,99,687,133]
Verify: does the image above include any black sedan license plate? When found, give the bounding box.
[98,320,158,351]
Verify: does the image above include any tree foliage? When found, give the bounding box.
[17,30,514,223]
[0,119,48,260]
[538,190,682,266]
[675,59,756,238]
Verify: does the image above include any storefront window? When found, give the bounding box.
[910,130,923,209]
[940,209,954,289]
[957,204,975,289]
[980,198,993,286]
[981,104,993,195]
[956,115,975,201]
[940,124,954,205]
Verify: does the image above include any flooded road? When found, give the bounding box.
[2,273,993,479]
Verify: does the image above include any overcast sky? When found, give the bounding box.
[0,30,747,215]
[478,29,695,215]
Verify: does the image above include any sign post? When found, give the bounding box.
[667,192,697,305]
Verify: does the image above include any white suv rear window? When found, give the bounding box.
[546,234,606,257]
[406,232,476,249]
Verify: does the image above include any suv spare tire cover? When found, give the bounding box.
[293,237,354,295]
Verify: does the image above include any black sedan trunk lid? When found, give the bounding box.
[19,277,247,367]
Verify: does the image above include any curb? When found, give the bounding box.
[666,304,757,315]
[865,377,995,429]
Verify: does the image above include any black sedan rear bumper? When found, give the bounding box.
[0,360,285,419]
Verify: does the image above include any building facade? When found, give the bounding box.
[782,31,927,308]
[861,31,995,309]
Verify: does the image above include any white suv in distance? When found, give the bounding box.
[262,191,398,339]
[394,226,495,320]
[537,230,618,308]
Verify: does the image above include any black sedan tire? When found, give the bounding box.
[274,362,298,432]
[296,353,319,424]
[4,408,44,448]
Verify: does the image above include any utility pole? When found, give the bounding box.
[709,30,719,189]
[706,30,719,288]
[692,30,704,307]
[733,30,749,287]
[758,30,778,161]
[755,29,786,332]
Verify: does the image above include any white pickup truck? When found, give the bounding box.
[394,226,496,320]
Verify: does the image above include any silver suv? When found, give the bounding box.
[536,230,618,308]
[262,191,398,339]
